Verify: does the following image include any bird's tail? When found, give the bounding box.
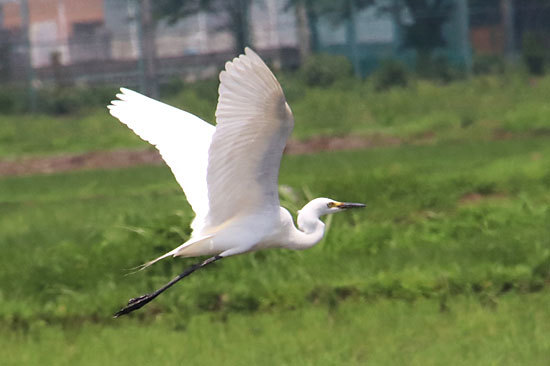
[137,235,215,271]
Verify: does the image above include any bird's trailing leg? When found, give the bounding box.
[114,255,223,318]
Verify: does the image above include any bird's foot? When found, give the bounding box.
[128,294,149,305]
[113,293,154,318]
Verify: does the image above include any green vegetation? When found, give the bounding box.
[1,138,550,363]
[1,74,550,158]
[0,85,118,115]
[299,53,354,87]
[3,293,550,365]
[2,139,550,321]
[1,74,549,363]
[0,109,142,158]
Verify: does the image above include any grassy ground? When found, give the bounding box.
[1,75,549,364]
[1,74,550,158]
[3,292,550,366]
[1,138,549,328]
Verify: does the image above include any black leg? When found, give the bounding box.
[113,255,223,318]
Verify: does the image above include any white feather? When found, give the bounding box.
[111,49,366,318]
[108,88,215,233]
[108,49,359,265]
[204,47,294,231]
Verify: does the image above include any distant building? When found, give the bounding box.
[2,0,108,66]
[1,0,547,85]
[0,0,297,68]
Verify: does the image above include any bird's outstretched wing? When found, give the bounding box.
[108,88,215,233]
[205,48,294,229]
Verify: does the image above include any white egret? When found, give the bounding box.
[109,48,365,317]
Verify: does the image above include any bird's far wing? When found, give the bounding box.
[205,48,294,229]
[108,88,215,232]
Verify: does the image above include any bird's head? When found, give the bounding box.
[292,197,365,245]
[300,197,366,218]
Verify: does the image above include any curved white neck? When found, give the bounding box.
[286,205,326,250]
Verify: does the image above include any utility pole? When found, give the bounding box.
[456,0,472,75]
[20,0,36,112]
[501,0,515,62]
[138,0,158,98]
[266,0,281,69]
[388,0,403,54]
[295,1,312,63]
[346,0,361,78]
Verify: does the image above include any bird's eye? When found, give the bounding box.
[327,202,336,208]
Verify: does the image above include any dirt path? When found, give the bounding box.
[0,135,402,177]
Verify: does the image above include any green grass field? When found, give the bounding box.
[1,140,550,364]
[3,293,550,366]
[1,74,550,158]
[1,75,549,364]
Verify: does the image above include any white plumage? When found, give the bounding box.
[109,48,364,317]
[108,88,214,234]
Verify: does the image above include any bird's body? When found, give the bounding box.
[109,48,364,317]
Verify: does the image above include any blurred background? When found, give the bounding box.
[1,1,550,365]
[0,0,548,108]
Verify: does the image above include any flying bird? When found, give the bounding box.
[109,48,365,317]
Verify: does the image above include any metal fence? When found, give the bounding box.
[0,0,549,108]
